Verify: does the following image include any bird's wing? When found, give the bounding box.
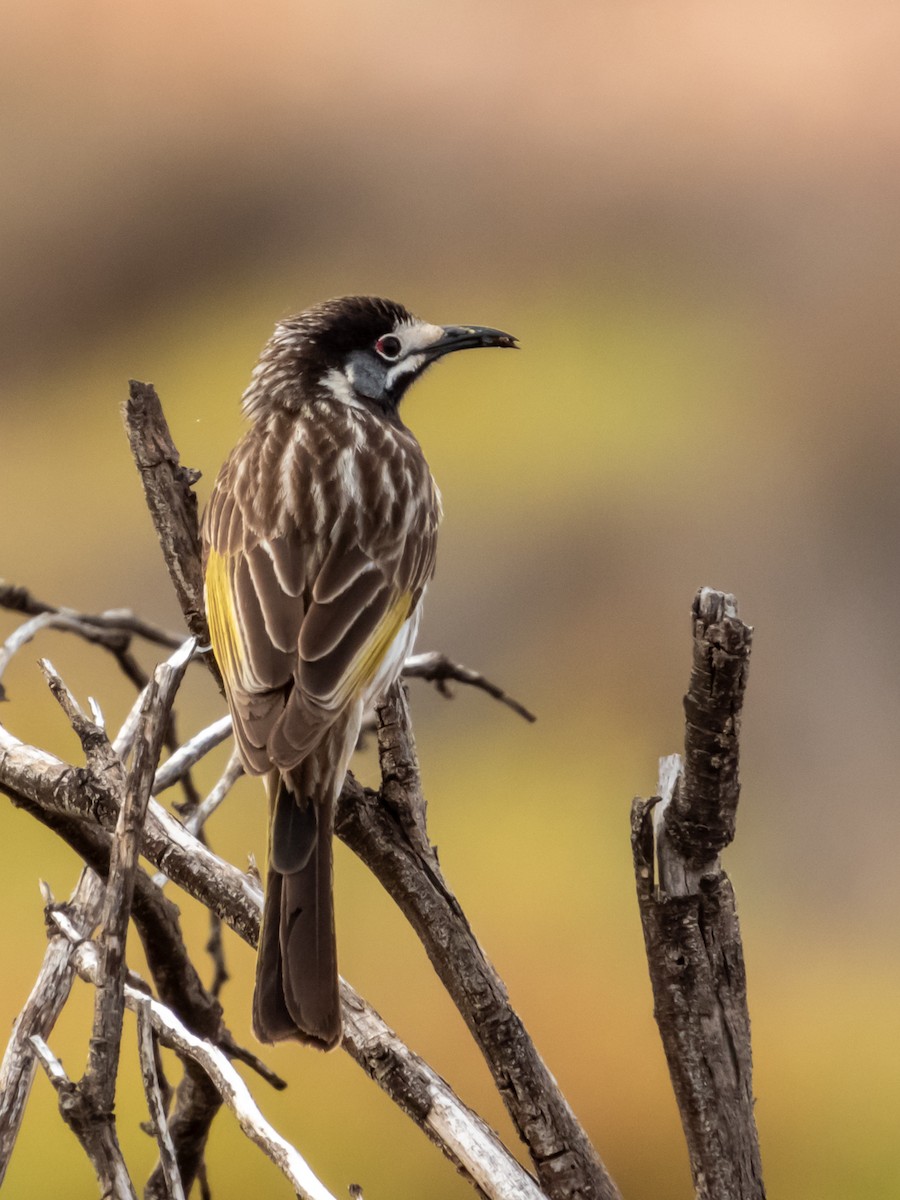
[267,507,439,769]
[202,451,439,774]
[204,466,308,771]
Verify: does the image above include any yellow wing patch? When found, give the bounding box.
[207,545,411,712]
[339,590,412,707]
[205,548,243,689]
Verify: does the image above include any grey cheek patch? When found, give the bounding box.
[346,351,388,401]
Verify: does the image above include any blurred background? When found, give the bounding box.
[2,2,900,1197]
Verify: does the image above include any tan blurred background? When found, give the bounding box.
[2,2,900,1196]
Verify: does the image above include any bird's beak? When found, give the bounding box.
[423,324,519,362]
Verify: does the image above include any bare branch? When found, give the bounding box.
[0,581,186,704]
[136,1000,187,1200]
[402,651,536,722]
[40,657,118,762]
[341,984,548,1200]
[61,934,340,1200]
[0,870,104,1187]
[632,587,764,1200]
[152,716,233,796]
[336,684,621,1200]
[122,381,218,683]
[184,748,244,837]
[0,579,185,648]
[29,1029,139,1200]
[83,642,192,1115]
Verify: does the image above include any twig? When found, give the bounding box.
[0,870,104,1187]
[33,654,146,1186]
[402,651,536,722]
[184,748,244,837]
[28,1034,71,1090]
[631,587,764,1200]
[341,983,548,1200]
[336,684,621,1200]
[0,580,186,648]
[152,716,233,795]
[205,912,229,999]
[122,381,218,683]
[136,1000,187,1200]
[30,1028,139,1200]
[61,933,339,1200]
[218,1034,286,1091]
[83,642,192,1116]
[145,1067,221,1200]
[100,636,206,818]
[0,582,185,703]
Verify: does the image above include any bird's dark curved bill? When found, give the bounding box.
[425,325,519,360]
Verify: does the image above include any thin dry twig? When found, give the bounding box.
[136,1000,187,1200]
[30,1027,139,1200]
[83,642,193,1116]
[0,580,185,704]
[152,716,233,795]
[403,651,536,722]
[28,1034,71,1091]
[184,748,244,837]
[0,870,104,1187]
[0,580,185,648]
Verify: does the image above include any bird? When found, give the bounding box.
[200,295,517,1048]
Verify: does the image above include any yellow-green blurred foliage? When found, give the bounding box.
[3,3,900,1197]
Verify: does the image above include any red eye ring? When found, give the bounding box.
[375,335,402,360]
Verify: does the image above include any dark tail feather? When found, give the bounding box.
[252,771,341,1049]
[280,807,340,1046]
[252,869,297,1043]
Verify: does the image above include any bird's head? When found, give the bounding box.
[241,295,517,420]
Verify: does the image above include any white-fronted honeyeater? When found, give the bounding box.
[201,296,517,1047]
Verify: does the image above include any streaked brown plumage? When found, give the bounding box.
[201,296,516,1047]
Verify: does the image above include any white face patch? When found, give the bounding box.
[385,354,426,390]
[321,366,368,410]
[391,320,445,359]
[378,320,445,391]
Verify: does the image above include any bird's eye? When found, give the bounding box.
[375,335,402,360]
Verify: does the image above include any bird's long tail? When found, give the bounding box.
[252,757,341,1049]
